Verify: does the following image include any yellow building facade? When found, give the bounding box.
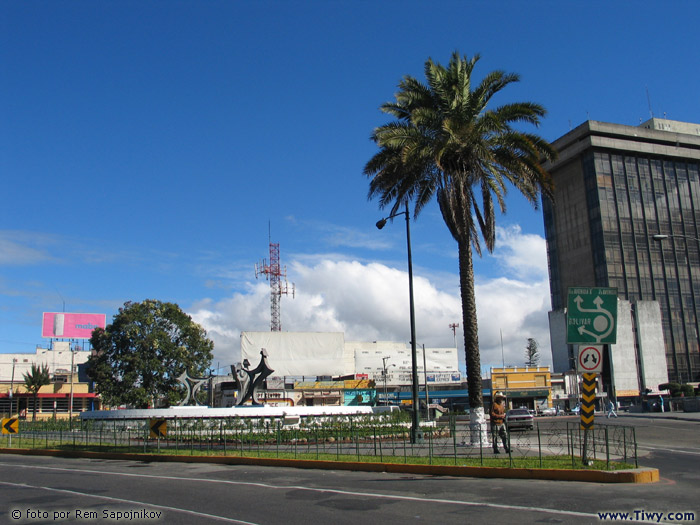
[0,373,98,421]
[490,367,552,411]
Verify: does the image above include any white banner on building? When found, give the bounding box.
[240,332,351,377]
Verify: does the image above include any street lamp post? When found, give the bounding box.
[376,201,421,443]
[69,348,75,429]
[381,357,395,407]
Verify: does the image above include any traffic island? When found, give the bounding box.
[0,447,659,483]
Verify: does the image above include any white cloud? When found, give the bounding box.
[474,225,553,372]
[0,231,58,265]
[188,227,553,376]
[474,276,552,373]
[491,225,549,280]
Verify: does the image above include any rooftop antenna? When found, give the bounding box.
[449,323,459,347]
[255,223,295,331]
[646,86,654,119]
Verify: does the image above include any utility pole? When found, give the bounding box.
[381,357,393,406]
[10,358,17,417]
[422,344,430,421]
[69,348,75,430]
[449,323,459,347]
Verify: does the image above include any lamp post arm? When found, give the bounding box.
[653,233,700,244]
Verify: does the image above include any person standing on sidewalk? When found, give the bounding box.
[490,392,510,453]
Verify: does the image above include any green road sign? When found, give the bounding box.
[567,287,618,344]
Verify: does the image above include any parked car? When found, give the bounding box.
[569,404,581,415]
[539,406,557,416]
[506,408,534,430]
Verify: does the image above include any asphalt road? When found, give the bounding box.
[1,416,698,525]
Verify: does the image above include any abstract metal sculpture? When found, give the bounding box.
[232,349,274,406]
[176,371,210,406]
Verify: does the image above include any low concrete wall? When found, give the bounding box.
[683,398,700,412]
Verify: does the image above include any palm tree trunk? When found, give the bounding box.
[457,239,487,444]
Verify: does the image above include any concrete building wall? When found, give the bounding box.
[636,301,669,393]
[610,300,642,396]
[548,299,667,399]
[548,309,571,373]
[0,343,91,382]
[544,155,597,310]
[640,118,700,135]
[240,332,350,377]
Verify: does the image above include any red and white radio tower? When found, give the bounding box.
[255,237,295,331]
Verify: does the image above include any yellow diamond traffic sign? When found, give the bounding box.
[149,418,167,439]
[2,417,18,434]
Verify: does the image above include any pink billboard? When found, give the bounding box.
[42,312,107,339]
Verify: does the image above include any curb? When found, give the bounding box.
[620,414,700,423]
[0,448,659,484]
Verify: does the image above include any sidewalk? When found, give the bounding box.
[617,411,700,423]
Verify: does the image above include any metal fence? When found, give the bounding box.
[1,415,637,469]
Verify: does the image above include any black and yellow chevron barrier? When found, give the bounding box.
[580,373,597,430]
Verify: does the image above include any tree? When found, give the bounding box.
[525,338,540,367]
[23,363,51,421]
[364,52,556,438]
[87,299,214,408]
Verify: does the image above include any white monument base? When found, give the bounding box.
[80,405,397,421]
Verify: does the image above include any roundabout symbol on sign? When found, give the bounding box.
[578,345,603,373]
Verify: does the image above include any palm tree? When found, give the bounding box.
[364,51,556,440]
[23,363,51,421]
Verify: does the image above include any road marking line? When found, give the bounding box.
[0,480,258,524]
[0,461,600,520]
[638,446,700,455]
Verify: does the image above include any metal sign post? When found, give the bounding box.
[149,418,167,452]
[568,288,617,467]
[580,373,597,465]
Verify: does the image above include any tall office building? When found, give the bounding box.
[543,119,700,385]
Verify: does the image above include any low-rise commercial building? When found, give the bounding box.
[0,342,98,420]
[490,366,552,412]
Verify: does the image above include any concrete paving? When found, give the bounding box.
[617,410,700,423]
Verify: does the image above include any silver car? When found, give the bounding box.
[506,408,534,430]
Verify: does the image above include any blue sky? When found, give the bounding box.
[2,2,699,374]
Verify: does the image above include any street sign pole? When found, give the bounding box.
[149,417,167,453]
[567,288,617,467]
